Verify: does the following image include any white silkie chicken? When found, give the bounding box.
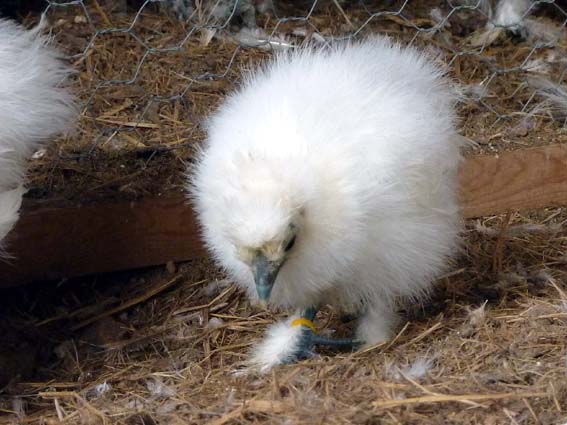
[189,36,463,371]
[0,18,75,250]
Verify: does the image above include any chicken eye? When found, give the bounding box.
[284,235,296,252]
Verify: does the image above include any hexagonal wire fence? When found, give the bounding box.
[27,0,567,201]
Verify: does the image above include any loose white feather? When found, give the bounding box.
[469,0,534,47]
[528,75,567,118]
[189,36,463,370]
[385,356,435,381]
[490,0,532,32]
[0,18,75,250]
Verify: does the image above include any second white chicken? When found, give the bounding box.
[0,18,75,250]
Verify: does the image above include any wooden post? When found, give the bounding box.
[0,144,566,287]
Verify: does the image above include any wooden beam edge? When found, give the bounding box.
[1,144,566,286]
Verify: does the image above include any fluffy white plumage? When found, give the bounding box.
[0,18,75,248]
[190,36,463,371]
[490,0,532,32]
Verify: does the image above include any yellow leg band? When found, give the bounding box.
[291,318,317,333]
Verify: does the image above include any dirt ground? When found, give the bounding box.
[1,1,567,424]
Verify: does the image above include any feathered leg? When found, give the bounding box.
[356,300,399,346]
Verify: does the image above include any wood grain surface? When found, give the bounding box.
[0,197,204,287]
[459,144,567,217]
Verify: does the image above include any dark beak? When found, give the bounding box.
[251,253,282,302]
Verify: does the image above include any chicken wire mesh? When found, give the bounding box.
[2,3,567,422]
[22,0,567,200]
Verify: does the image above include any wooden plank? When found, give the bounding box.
[459,144,567,217]
[0,144,566,287]
[0,197,204,287]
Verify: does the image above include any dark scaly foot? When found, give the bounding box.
[286,307,361,362]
